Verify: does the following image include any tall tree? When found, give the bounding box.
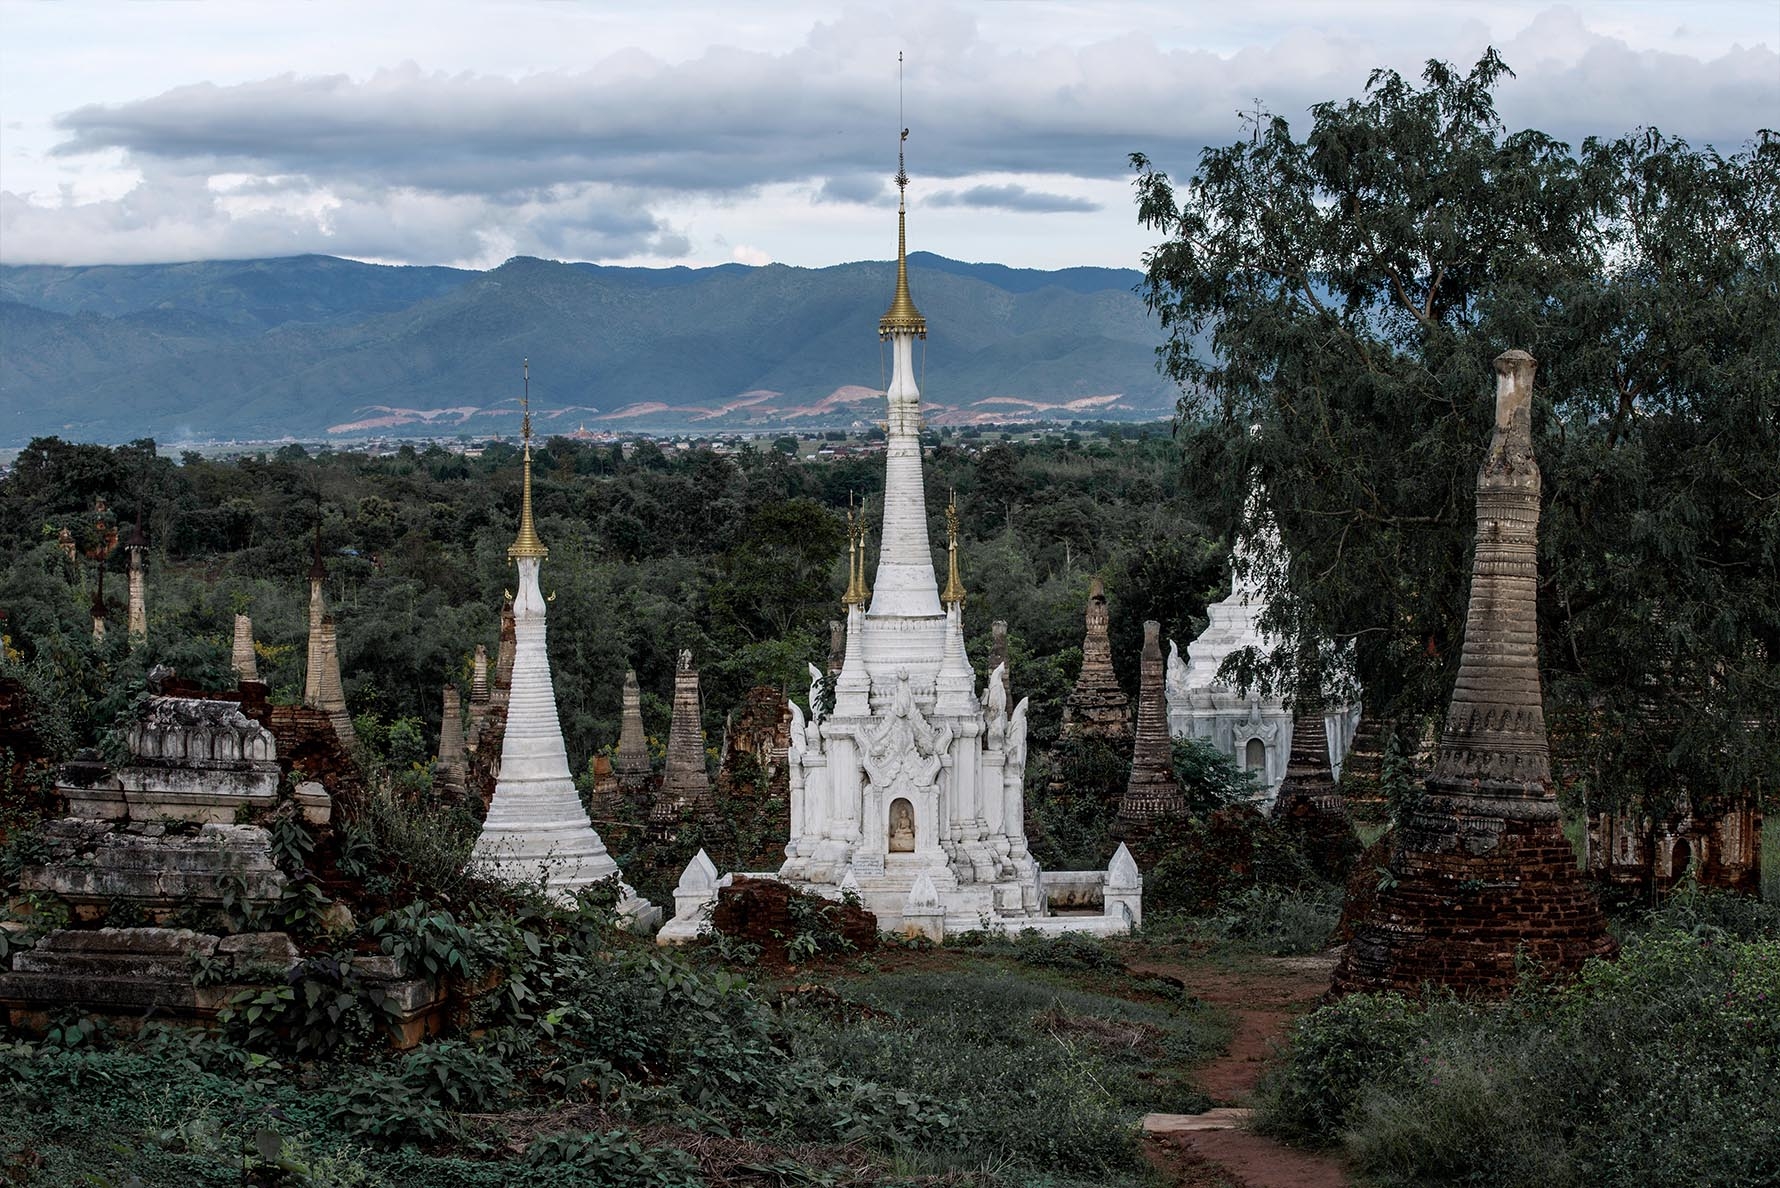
[1132,51,1779,817]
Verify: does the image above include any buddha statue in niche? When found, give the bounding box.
[888,797,915,852]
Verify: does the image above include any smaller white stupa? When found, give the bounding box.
[1165,483,1358,800]
[472,362,659,928]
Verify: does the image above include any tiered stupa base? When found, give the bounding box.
[1334,795,1614,996]
[475,783,661,929]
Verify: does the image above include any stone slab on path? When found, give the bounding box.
[1144,1108,1254,1133]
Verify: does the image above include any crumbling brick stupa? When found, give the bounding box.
[650,650,713,830]
[1271,679,1360,881]
[1334,351,1614,996]
[1062,578,1131,743]
[1117,621,1184,833]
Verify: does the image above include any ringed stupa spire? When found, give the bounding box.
[878,127,927,340]
[509,359,547,562]
[1333,349,1612,995]
[868,122,941,622]
[473,361,656,925]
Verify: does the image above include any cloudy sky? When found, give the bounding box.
[2,1,1775,271]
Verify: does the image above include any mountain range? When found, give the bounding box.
[0,252,1177,445]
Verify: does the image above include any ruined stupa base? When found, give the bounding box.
[661,844,1141,945]
[0,927,447,1048]
[19,819,289,921]
[472,825,661,931]
[1333,798,1615,996]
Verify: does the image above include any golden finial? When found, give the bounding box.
[842,492,868,606]
[941,488,965,605]
[508,358,548,560]
[878,67,926,341]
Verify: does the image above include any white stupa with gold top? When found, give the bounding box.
[472,363,659,927]
[761,135,1139,940]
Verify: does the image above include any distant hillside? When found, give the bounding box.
[0,252,1176,444]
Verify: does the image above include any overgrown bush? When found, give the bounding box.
[1257,912,1780,1187]
[1195,883,1343,955]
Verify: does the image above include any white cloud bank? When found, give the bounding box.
[1,2,1773,268]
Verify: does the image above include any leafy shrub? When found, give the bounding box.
[521,1129,703,1188]
[1258,927,1780,1187]
[364,787,479,900]
[1198,884,1342,955]
[1171,736,1259,813]
[219,954,392,1058]
[369,902,482,980]
[1254,991,1428,1145]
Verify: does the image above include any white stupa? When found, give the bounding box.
[472,363,659,927]
[1164,483,1359,801]
[761,136,1137,940]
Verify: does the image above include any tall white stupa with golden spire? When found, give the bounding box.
[473,362,659,926]
[767,131,1138,938]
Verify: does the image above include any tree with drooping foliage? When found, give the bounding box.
[1131,49,1779,822]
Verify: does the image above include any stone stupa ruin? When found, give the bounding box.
[1333,350,1614,995]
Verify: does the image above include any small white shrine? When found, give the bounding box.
[1164,492,1358,802]
[661,141,1138,943]
[472,369,659,929]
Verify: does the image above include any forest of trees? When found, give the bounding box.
[0,428,1221,775]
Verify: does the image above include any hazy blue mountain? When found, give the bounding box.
[0,252,1173,444]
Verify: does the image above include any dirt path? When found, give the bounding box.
[1132,951,1352,1188]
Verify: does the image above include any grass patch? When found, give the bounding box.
[799,966,1224,1186]
[1143,883,1344,957]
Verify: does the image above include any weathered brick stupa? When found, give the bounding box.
[1271,674,1360,880]
[125,516,147,644]
[1334,350,1613,995]
[651,650,713,828]
[1118,621,1184,832]
[470,367,658,927]
[303,528,355,749]
[434,684,467,798]
[613,667,652,782]
[231,614,259,683]
[1061,578,1131,743]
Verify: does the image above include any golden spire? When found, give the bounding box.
[878,110,927,340]
[842,493,870,606]
[941,489,966,605]
[508,358,548,560]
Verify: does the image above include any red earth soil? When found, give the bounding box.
[1132,953,1353,1188]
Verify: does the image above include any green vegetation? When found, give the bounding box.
[0,429,1212,771]
[0,906,1227,1187]
[1133,51,1780,826]
[1255,892,1780,1187]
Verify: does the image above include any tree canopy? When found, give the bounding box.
[1132,50,1779,816]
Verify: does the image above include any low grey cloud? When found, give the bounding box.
[46,10,1775,198]
[926,184,1099,213]
[5,3,1774,266]
[813,174,889,205]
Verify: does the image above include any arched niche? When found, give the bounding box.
[888,797,916,853]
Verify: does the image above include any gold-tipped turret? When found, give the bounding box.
[508,358,548,561]
[842,493,872,606]
[878,128,927,340]
[941,490,966,605]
